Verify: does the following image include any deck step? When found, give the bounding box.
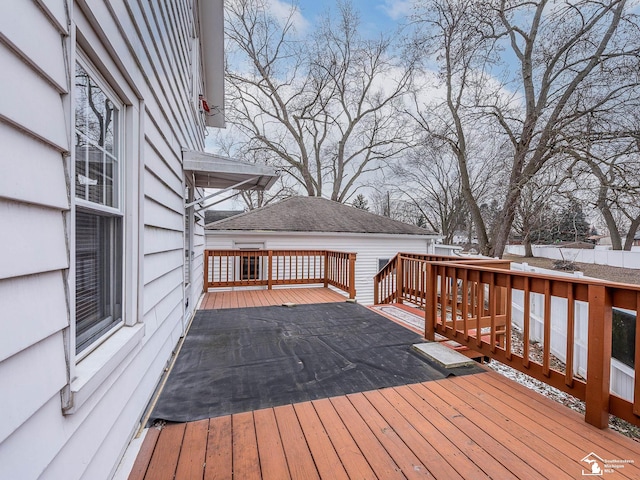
[412,342,477,368]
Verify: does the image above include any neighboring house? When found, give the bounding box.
[0,1,276,479]
[205,196,441,305]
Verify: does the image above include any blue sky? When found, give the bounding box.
[290,0,412,35]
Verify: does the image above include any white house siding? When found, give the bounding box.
[0,1,209,479]
[206,231,434,305]
[0,1,71,479]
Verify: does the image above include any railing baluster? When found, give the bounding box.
[505,275,512,360]
[489,272,496,353]
[439,266,447,332]
[462,269,469,341]
[396,256,404,304]
[476,274,484,348]
[523,276,530,369]
[565,283,575,388]
[452,267,459,338]
[543,279,551,377]
[634,292,640,416]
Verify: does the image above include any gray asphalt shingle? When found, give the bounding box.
[205,196,437,235]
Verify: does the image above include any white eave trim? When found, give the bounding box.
[199,0,225,128]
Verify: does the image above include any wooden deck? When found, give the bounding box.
[200,287,348,310]
[127,288,640,479]
[129,370,640,479]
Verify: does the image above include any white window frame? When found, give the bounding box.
[73,53,126,359]
[234,242,264,282]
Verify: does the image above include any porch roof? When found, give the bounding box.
[183,149,279,190]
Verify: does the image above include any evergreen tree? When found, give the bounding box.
[556,200,590,242]
[352,194,369,211]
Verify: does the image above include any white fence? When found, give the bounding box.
[505,245,640,269]
[433,244,463,256]
[510,262,635,401]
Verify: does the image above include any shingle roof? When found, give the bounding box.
[203,210,243,224]
[205,196,438,235]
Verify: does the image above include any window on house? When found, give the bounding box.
[75,60,123,355]
[241,253,260,280]
[378,258,391,271]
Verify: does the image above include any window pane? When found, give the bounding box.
[75,211,122,354]
[75,143,88,199]
[74,62,119,208]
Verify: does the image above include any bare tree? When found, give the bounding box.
[207,129,296,209]
[513,164,573,256]
[224,0,414,203]
[566,132,640,250]
[389,135,502,244]
[412,0,640,257]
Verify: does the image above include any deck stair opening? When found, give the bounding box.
[412,342,478,368]
[370,303,489,362]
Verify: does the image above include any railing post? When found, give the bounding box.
[348,253,356,299]
[373,273,379,305]
[267,250,273,290]
[585,284,613,428]
[323,251,329,288]
[424,263,436,341]
[203,250,209,293]
[396,256,404,304]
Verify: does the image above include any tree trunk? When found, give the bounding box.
[490,187,521,258]
[623,216,640,251]
[600,203,623,250]
[523,232,534,257]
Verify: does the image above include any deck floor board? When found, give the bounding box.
[132,374,640,480]
[201,287,347,309]
[204,416,232,480]
[254,408,291,480]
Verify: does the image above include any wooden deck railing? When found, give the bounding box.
[374,253,640,429]
[204,249,356,298]
[374,253,510,306]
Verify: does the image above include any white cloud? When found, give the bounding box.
[379,0,414,21]
[268,0,310,34]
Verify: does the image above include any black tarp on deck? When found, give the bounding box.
[150,302,484,423]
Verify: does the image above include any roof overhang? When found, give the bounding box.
[183,149,279,191]
[199,0,225,128]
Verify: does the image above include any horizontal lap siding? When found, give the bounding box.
[142,130,184,333]
[0,0,67,91]
[0,200,68,279]
[0,42,67,150]
[0,271,68,362]
[99,0,203,475]
[0,123,67,209]
[0,0,207,477]
[0,1,70,477]
[0,333,67,445]
[192,218,205,297]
